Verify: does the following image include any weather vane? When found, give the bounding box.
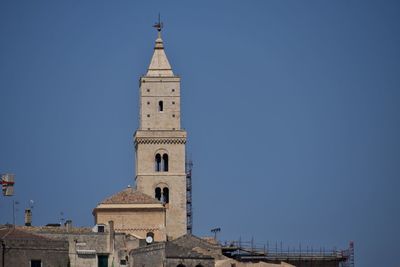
[153,13,163,32]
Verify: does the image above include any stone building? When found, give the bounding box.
[130,234,217,267]
[2,24,352,267]
[14,221,138,267]
[93,187,167,241]
[0,226,69,267]
[130,234,294,267]
[94,26,187,241]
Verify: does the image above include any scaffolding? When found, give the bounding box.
[185,160,193,234]
[221,239,354,267]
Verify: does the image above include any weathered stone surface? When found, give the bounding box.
[130,235,216,267]
[0,227,69,267]
[134,32,188,240]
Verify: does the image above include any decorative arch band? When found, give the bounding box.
[135,138,186,145]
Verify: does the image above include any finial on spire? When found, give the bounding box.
[153,13,163,32]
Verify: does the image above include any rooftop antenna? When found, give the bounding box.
[60,211,65,225]
[153,13,163,32]
[211,227,221,241]
[12,200,19,226]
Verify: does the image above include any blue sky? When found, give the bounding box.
[1,1,399,266]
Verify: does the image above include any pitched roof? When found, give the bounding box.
[0,227,49,240]
[17,225,93,234]
[165,242,214,259]
[100,187,161,205]
[172,234,221,249]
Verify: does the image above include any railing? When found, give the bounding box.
[222,239,353,266]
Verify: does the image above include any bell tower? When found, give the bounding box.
[134,24,187,239]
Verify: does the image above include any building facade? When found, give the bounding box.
[134,29,187,240]
[0,226,69,267]
[94,28,187,241]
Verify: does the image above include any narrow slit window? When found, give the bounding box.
[159,101,163,112]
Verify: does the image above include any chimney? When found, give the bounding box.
[65,220,72,232]
[24,209,32,226]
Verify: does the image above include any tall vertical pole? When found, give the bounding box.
[12,200,16,226]
[12,200,19,226]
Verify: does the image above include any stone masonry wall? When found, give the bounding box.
[1,239,69,267]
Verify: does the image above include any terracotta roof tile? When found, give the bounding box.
[100,187,161,205]
[0,227,50,240]
[17,225,94,234]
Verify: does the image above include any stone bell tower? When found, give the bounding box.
[134,25,187,239]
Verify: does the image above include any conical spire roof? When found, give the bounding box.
[146,32,174,77]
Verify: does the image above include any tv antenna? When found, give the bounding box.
[60,211,65,225]
[29,200,34,210]
[211,227,221,240]
[13,200,19,226]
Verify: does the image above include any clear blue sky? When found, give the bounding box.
[1,1,399,266]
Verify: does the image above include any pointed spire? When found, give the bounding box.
[146,16,174,77]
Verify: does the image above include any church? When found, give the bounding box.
[93,23,188,243]
[89,23,353,267]
[1,23,353,267]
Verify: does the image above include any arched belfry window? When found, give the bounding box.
[155,154,161,172]
[155,152,169,172]
[155,187,161,201]
[158,101,163,112]
[162,154,168,172]
[155,186,169,204]
[162,187,169,204]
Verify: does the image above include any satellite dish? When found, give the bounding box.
[146,236,153,244]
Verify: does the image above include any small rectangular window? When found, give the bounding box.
[98,225,105,232]
[31,260,41,267]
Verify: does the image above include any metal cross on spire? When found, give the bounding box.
[153,13,163,32]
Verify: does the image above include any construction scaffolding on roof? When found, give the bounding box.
[185,159,193,234]
[221,239,355,267]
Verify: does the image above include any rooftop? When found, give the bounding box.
[100,187,161,205]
